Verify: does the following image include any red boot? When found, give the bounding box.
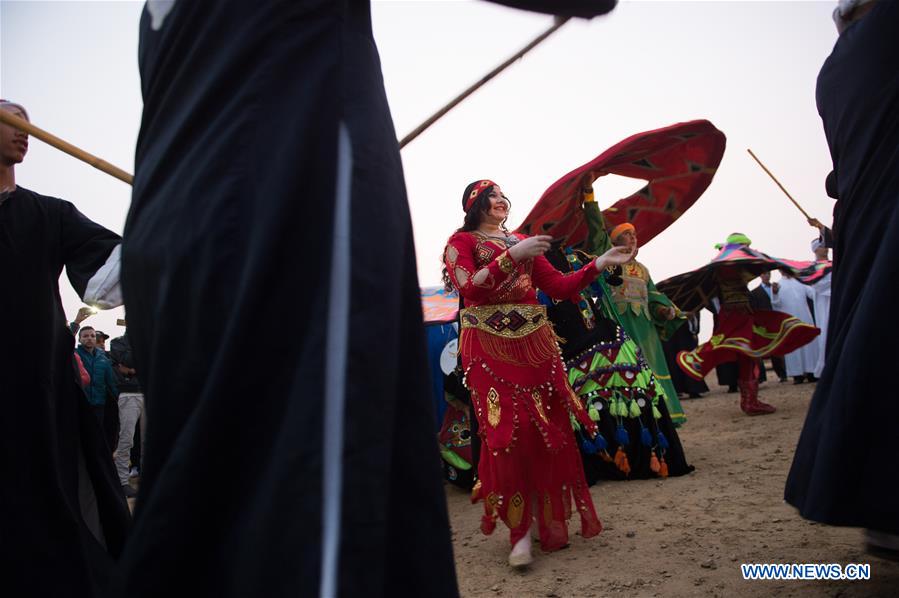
[739,380,775,415]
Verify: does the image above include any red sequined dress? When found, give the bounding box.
[444,230,603,550]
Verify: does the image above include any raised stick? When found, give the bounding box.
[746,148,811,220]
[399,17,570,149]
[0,109,133,185]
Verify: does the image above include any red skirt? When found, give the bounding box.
[676,308,819,380]
[461,308,602,551]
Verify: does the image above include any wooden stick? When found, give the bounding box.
[0,109,133,185]
[399,17,570,149]
[746,148,811,220]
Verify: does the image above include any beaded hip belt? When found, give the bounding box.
[460,304,548,339]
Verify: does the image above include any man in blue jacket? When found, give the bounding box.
[76,326,118,427]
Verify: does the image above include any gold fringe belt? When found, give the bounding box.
[460,304,562,367]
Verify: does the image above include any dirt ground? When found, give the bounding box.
[446,375,899,597]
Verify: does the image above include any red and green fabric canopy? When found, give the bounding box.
[517,120,726,249]
[792,260,832,285]
[656,245,830,313]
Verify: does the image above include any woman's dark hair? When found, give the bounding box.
[441,183,512,291]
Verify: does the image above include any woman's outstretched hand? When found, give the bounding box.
[508,235,552,261]
[593,244,635,271]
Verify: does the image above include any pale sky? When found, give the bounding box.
[1,0,838,342]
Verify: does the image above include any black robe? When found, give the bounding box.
[785,1,899,534]
[115,2,616,596]
[0,186,129,597]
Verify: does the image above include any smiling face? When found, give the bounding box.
[481,186,510,226]
[0,105,29,167]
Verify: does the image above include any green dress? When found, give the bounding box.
[583,200,687,425]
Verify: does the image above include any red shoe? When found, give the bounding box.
[739,380,775,416]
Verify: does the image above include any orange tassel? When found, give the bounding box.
[659,457,669,478]
[614,446,631,475]
[600,450,613,463]
[649,453,661,473]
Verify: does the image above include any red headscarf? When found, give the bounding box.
[463,179,496,212]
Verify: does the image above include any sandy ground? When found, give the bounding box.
[446,376,899,597]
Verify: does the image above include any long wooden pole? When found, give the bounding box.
[746,148,811,220]
[0,109,133,185]
[399,17,570,149]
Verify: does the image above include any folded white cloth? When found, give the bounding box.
[83,244,123,309]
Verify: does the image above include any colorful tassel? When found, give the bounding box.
[640,427,653,447]
[616,426,630,446]
[594,434,608,451]
[649,453,661,473]
[613,446,631,475]
[652,405,662,419]
[629,400,642,418]
[581,438,598,455]
[657,432,669,450]
[659,457,669,478]
[588,406,600,421]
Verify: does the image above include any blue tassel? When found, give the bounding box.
[657,431,669,450]
[594,434,608,451]
[640,427,653,447]
[616,426,630,446]
[537,290,552,306]
[581,438,598,455]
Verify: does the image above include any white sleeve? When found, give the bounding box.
[83,244,123,309]
[771,287,782,308]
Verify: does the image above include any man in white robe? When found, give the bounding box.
[772,269,819,383]
[811,239,832,378]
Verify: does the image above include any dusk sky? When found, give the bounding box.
[1,1,839,341]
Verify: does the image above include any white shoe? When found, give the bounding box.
[508,533,533,568]
[129,467,140,478]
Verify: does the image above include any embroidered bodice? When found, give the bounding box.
[444,231,600,308]
[608,259,651,318]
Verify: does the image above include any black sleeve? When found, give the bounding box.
[821,226,834,249]
[485,0,617,18]
[58,200,122,297]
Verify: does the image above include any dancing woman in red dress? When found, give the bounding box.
[443,180,634,567]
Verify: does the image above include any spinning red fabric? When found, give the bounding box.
[518,120,726,248]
